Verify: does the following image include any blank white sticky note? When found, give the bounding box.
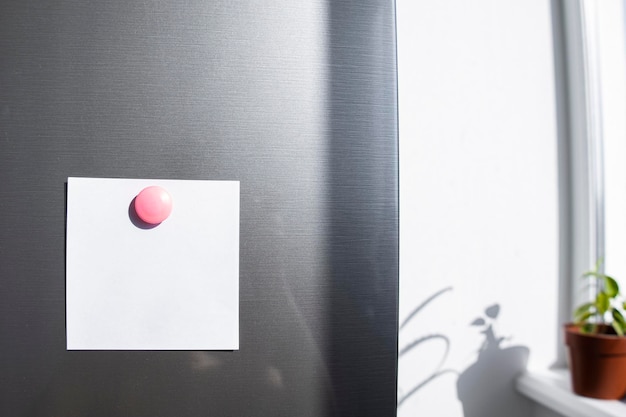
[66,177,239,350]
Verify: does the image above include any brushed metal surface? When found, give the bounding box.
[0,0,398,416]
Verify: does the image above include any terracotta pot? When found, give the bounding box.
[565,323,626,399]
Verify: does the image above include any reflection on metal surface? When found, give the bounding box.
[266,366,285,389]
[189,352,222,372]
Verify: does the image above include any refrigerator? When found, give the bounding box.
[0,0,398,416]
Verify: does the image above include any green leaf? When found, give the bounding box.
[597,292,610,315]
[596,257,604,271]
[575,310,594,325]
[613,309,626,336]
[603,276,620,298]
[581,323,597,334]
[622,301,626,311]
[583,258,606,279]
[574,302,594,320]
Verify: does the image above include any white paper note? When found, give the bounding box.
[66,177,239,350]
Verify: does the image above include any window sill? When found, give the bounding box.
[516,369,626,417]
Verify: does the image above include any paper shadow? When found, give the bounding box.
[128,197,159,230]
[456,304,531,417]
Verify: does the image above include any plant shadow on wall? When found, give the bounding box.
[456,304,532,417]
[398,290,532,417]
[397,287,457,407]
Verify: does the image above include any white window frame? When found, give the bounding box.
[517,4,626,414]
[554,0,626,366]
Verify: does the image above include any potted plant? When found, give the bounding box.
[566,260,626,399]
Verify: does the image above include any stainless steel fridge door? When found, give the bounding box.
[0,0,398,416]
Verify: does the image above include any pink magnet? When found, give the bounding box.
[134,186,173,225]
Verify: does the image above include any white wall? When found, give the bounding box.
[397,1,559,416]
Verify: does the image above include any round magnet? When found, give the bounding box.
[134,186,173,225]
